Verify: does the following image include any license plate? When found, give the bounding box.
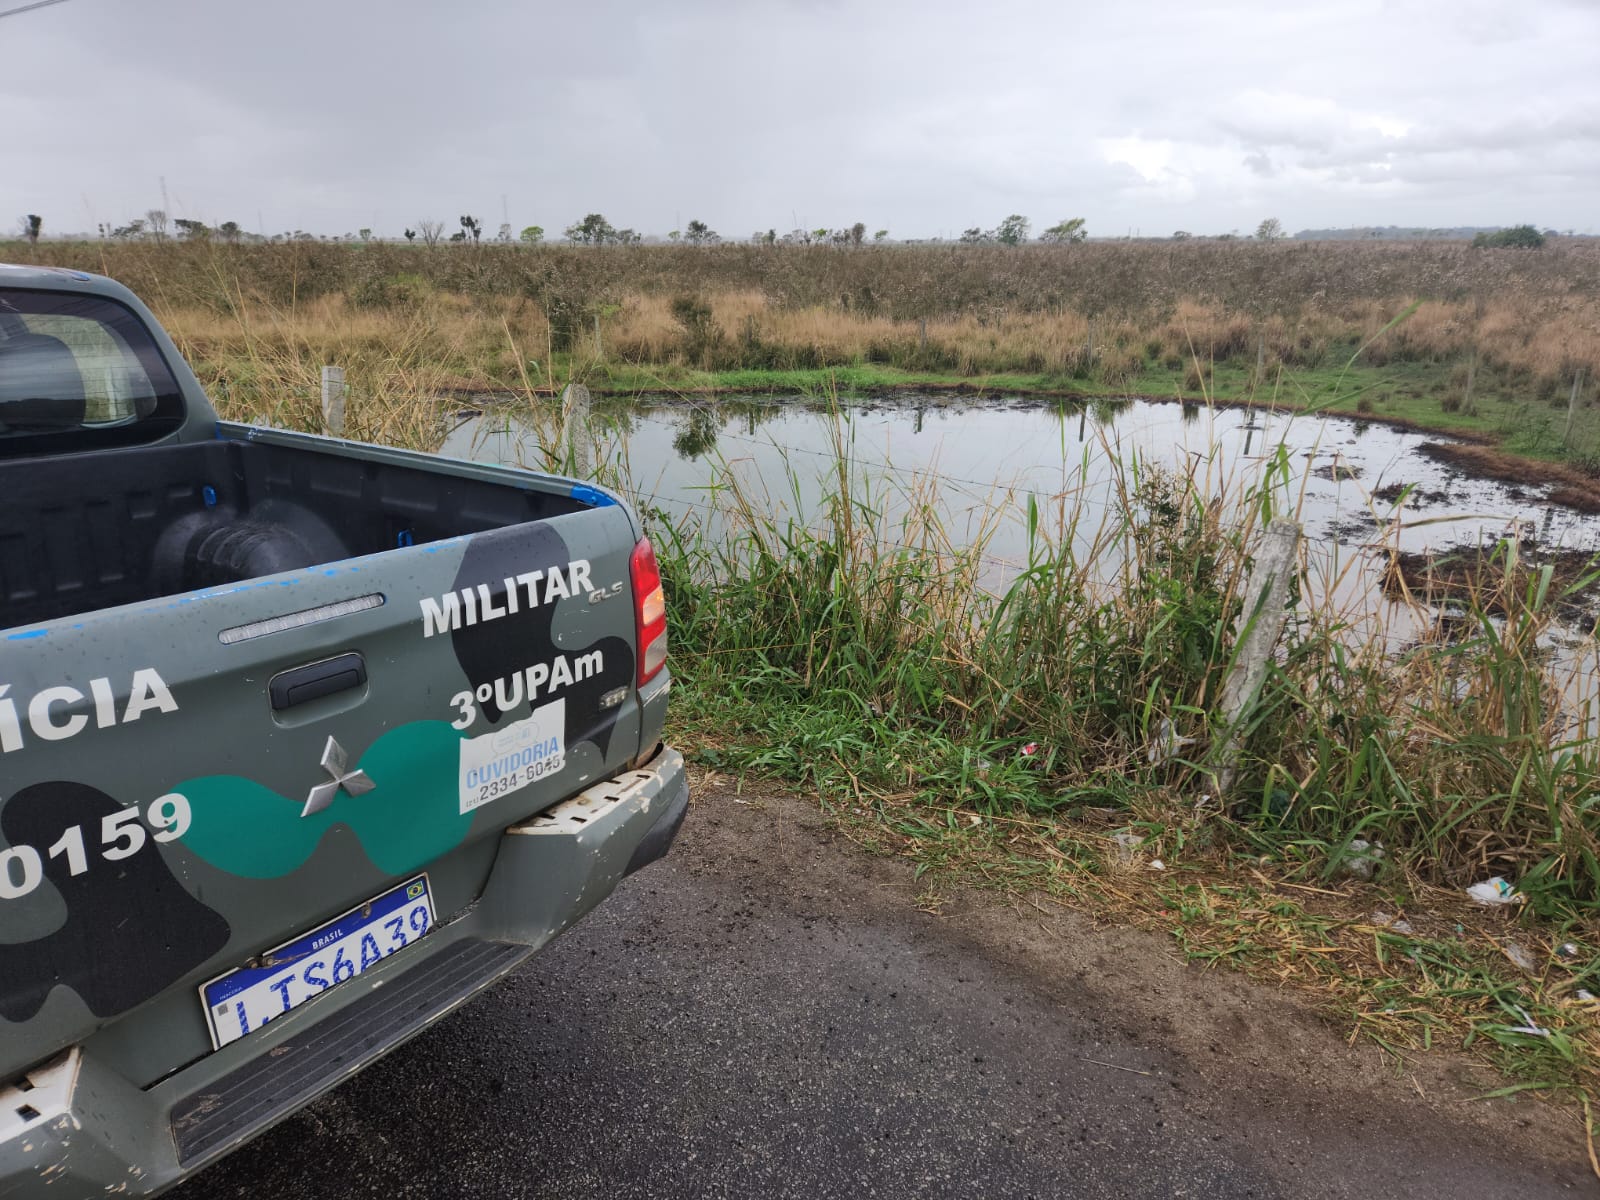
[200,876,435,1049]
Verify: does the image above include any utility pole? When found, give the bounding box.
[0,0,75,19]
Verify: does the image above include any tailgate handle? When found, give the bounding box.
[270,653,367,711]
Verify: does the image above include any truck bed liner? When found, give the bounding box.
[0,436,584,628]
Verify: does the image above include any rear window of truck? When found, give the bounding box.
[0,287,186,458]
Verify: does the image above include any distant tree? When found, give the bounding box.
[404,227,417,243]
[519,225,544,244]
[112,218,146,239]
[764,229,777,245]
[355,227,371,242]
[1171,230,1192,240]
[173,218,211,240]
[873,229,888,241]
[20,214,41,244]
[849,221,866,248]
[1040,217,1087,244]
[685,219,718,245]
[668,229,680,242]
[448,230,467,242]
[417,219,444,247]
[145,209,168,242]
[615,228,642,245]
[1255,217,1285,240]
[812,228,829,242]
[830,228,852,245]
[1473,224,1545,249]
[565,213,617,245]
[959,227,989,244]
[994,214,1031,245]
[218,220,242,242]
[459,214,482,243]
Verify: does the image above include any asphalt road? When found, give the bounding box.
[185,785,1584,1199]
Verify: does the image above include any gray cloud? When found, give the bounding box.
[2,0,1595,239]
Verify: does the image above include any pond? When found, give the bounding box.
[443,392,1600,573]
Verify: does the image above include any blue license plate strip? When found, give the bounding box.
[200,875,435,1049]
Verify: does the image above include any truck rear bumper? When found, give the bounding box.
[0,745,688,1200]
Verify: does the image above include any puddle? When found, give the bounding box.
[445,394,1600,570]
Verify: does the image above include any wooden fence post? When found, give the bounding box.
[560,382,593,478]
[321,365,346,435]
[1565,368,1586,448]
[1215,518,1301,795]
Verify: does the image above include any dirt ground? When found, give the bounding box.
[686,771,1588,1182]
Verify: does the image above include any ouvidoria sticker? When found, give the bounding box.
[458,698,565,814]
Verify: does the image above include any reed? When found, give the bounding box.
[648,405,1600,918]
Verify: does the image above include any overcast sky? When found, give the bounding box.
[4,0,1597,239]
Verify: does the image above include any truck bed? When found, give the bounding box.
[0,430,587,629]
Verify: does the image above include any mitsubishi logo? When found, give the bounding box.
[301,735,376,817]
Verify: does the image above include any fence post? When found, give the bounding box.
[320,365,346,435]
[1565,368,1586,448]
[560,382,593,478]
[1215,518,1301,795]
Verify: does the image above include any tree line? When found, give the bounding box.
[13,211,1560,249]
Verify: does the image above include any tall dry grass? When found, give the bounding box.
[7,238,1598,392]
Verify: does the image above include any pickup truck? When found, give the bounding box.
[0,264,688,1197]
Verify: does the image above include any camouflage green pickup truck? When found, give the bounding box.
[0,265,687,1197]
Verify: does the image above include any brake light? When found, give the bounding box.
[630,537,668,687]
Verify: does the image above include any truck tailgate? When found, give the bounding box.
[0,503,643,1081]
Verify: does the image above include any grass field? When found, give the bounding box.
[5,237,1599,468]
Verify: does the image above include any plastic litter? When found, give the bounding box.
[1019,742,1039,758]
[1502,941,1538,973]
[1145,718,1195,766]
[1466,877,1523,907]
[1577,989,1596,1003]
[1370,911,1414,935]
[1148,859,1166,871]
[1111,831,1142,864]
[1503,1006,1551,1038]
[1557,942,1581,961]
[1341,839,1386,881]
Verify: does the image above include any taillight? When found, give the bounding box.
[630,537,668,688]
